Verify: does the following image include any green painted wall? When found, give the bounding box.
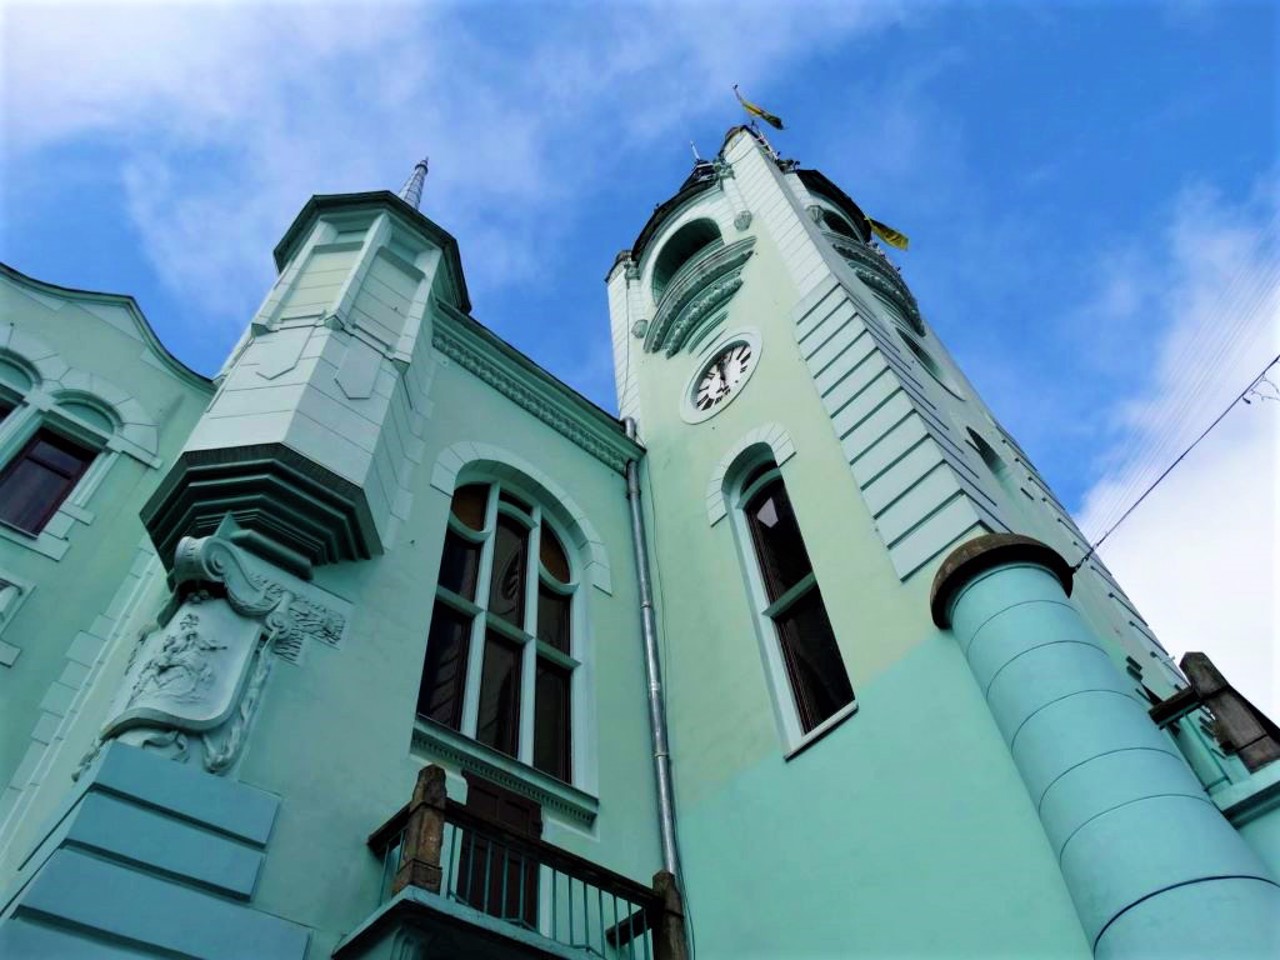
[612,133,1091,954]
[3,141,1278,959]
[0,268,211,818]
[237,352,662,955]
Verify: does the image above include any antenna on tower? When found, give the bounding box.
[399,157,429,211]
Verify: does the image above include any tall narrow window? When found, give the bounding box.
[418,481,579,783]
[739,461,854,736]
[0,429,95,534]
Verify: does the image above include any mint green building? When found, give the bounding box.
[1,130,1278,958]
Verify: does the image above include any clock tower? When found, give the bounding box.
[604,126,1280,957]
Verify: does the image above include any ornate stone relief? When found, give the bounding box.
[734,211,753,231]
[662,277,743,357]
[77,516,350,778]
[645,236,755,356]
[824,232,926,335]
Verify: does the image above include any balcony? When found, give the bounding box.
[822,230,925,335]
[335,765,686,960]
[645,237,755,356]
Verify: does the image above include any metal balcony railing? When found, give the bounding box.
[369,765,685,960]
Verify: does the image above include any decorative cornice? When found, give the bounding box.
[431,307,639,474]
[646,236,755,355]
[272,193,470,313]
[142,443,382,573]
[824,232,925,335]
[411,720,598,824]
[1,263,214,393]
[663,277,742,357]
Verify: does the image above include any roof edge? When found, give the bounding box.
[272,191,471,314]
[796,170,873,243]
[0,262,213,392]
[433,298,643,471]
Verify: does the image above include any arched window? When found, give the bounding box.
[733,457,855,743]
[418,481,577,782]
[652,218,722,300]
[820,209,857,238]
[896,328,963,398]
[0,360,109,537]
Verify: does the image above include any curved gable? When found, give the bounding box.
[0,263,212,394]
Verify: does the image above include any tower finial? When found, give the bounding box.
[399,157,429,210]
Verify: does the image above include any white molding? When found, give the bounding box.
[430,441,613,595]
[0,323,160,463]
[0,569,35,666]
[705,422,797,525]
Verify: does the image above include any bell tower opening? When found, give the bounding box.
[651,218,722,299]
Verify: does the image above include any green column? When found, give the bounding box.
[932,534,1280,958]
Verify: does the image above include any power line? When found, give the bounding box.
[1072,351,1280,572]
[1085,261,1279,538]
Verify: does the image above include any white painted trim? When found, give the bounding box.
[422,456,605,799]
[681,328,762,426]
[429,441,612,595]
[705,422,797,525]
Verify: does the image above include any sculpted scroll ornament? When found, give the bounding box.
[79,516,349,778]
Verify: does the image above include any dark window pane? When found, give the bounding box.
[451,483,489,531]
[418,604,472,729]
[745,479,813,602]
[488,516,528,628]
[28,438,90,475]
[822,210,857,238]
[0,400,12,422]
[539,526,570,582]
[499,488,532,513]
[534,659,572,781]
[438,530,480,600]
[476,632,522,757]
[536,586,571,653]
[0,430,94,534]
[773,587,854,733]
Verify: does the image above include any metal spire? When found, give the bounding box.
[399,157,429,210]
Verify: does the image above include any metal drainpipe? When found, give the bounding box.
[623,418,681,880]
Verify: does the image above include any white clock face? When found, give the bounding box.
[694,342,754,412]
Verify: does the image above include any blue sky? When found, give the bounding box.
[2,0,1277,708]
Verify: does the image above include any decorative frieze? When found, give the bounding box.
[432,315,636,473]
[824,231,925,335]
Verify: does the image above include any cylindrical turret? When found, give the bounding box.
[933,534,1280,957]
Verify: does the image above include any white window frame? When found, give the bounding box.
[726,453,857,757]
[0,388,118,558]
[424,480,584,785]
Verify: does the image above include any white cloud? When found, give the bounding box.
[2,0,907,333]
[1078,179,1280,717]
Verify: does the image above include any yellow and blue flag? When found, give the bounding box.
[734,85,785,131]
[867,217,910,251]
